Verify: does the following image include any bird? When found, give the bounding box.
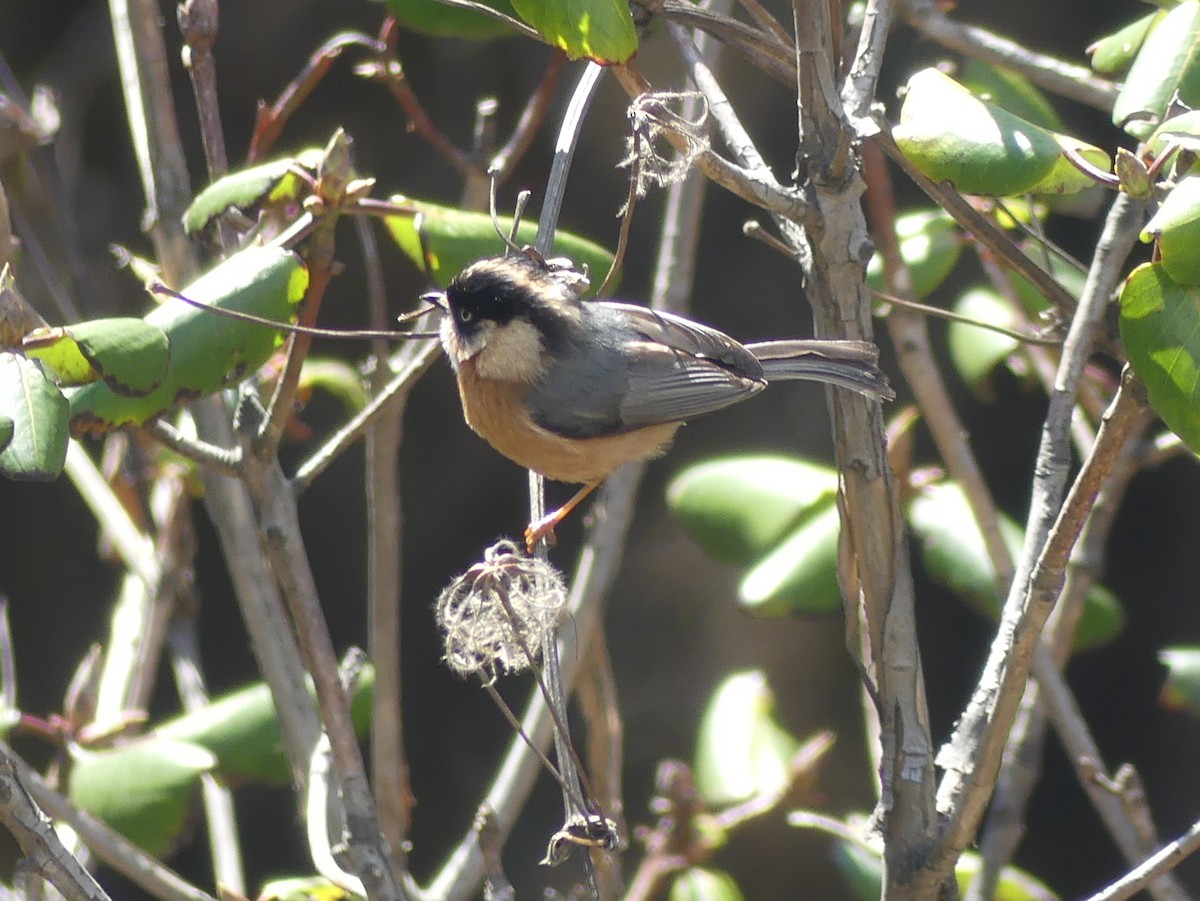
[424,251,894,550]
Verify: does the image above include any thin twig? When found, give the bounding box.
[108,0,322,795]
[1,741,217,901]
[291,340,440,493]
[248,33,385,162]
[0,755,109,901]
[929,195,1146,891]
[1082,815,1200,901]
[142,419,242,477]
[897,0,1118,113]
[359,211,411,880]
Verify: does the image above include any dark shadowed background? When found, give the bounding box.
[4,1,1200,898]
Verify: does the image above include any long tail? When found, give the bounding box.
[747,339,895,401]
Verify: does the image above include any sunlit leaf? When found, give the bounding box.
[0,354,68,480]
[156,666,374,785]
[509,0,637,62]
[666,456,839,565]
[378,0,520,40]
[1089,11,1165,75]
[866,208,963,300]
[69,245,308,434]
[694,670,799,806]
[894,68,1109,196]
[669,868,746,901]
[1142,175,1200,285]
[1113,0,1200,139]
[1119,262,1200,452]
[184,148,324,235]
[382,196,615,291]
[909,482,1124,652]
[1159,647,1200,714]
[948,288,1021,388]
[737,501,843,616]
[69,739,215,858]
[24,318,170,394]
[959,59,1065,132]
[259,876,350,901]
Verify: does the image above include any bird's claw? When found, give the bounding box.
[524,517,559,554]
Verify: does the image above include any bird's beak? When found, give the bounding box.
[421,290,448,311]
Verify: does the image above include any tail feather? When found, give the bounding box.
[746,339,895,401]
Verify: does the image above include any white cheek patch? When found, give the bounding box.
[440,317,496,371]
[473,318,547,383]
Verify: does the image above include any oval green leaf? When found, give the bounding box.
[25,318,170,394]
[948,288,1021,388]
[669,868,747,901]
[737,500,842,616]
[383,196,615,290]
[1159,647,1200,714]
[666,456,839,565]
[380,0,520,39]
[69,245,308,434]
[894,68,1108,196]
[1113,0,1200,139]
[1119,262,1200,452]
[156,666,374,785]
[0,354,68,481]
[68,738,215,858]
[866,208,963,300]
[184,148,325,235]
[1089,11,1165,75]
[694,670,799,806]
[1142,176,1200,285]
[959,59,1065,133]
[509,0,636,63]
[910,482,1124,652]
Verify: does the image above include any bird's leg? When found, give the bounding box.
[524,481,601,553]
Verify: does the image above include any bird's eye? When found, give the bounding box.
[457,307,473,324]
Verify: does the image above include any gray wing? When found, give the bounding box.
[529,301,766,438]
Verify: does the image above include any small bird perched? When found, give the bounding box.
[426,251,894,549]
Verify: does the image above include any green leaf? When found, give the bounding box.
[69,245,308,434]
[669,868,747,901]
[156,666,374,785]
[1142,176,1200,285]
[184,148,325,235]
[378,0,520,39]
[259,877,351,901]
[866,208,963,300]
[1113,0,1200,139]
[909,482,1124,652]
[0,354,69,480]
[509,0,636,63]
[1145,110,1200,178]
[1089,11,1165,75]
[830,839,1060,901]
[737,501,843,616]
[959,59,1065,133]
[299,358,371,413]
[24,318,170,394]
[1159,647,1200,714]
[948,288,1021,387]
[894,68,1110,196]
[1119,262,1200,452]
[694,670,800,806]
[382,197,615,291]
[666,456,839,565]
[0,414,12,453]
[69,739,215,858]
